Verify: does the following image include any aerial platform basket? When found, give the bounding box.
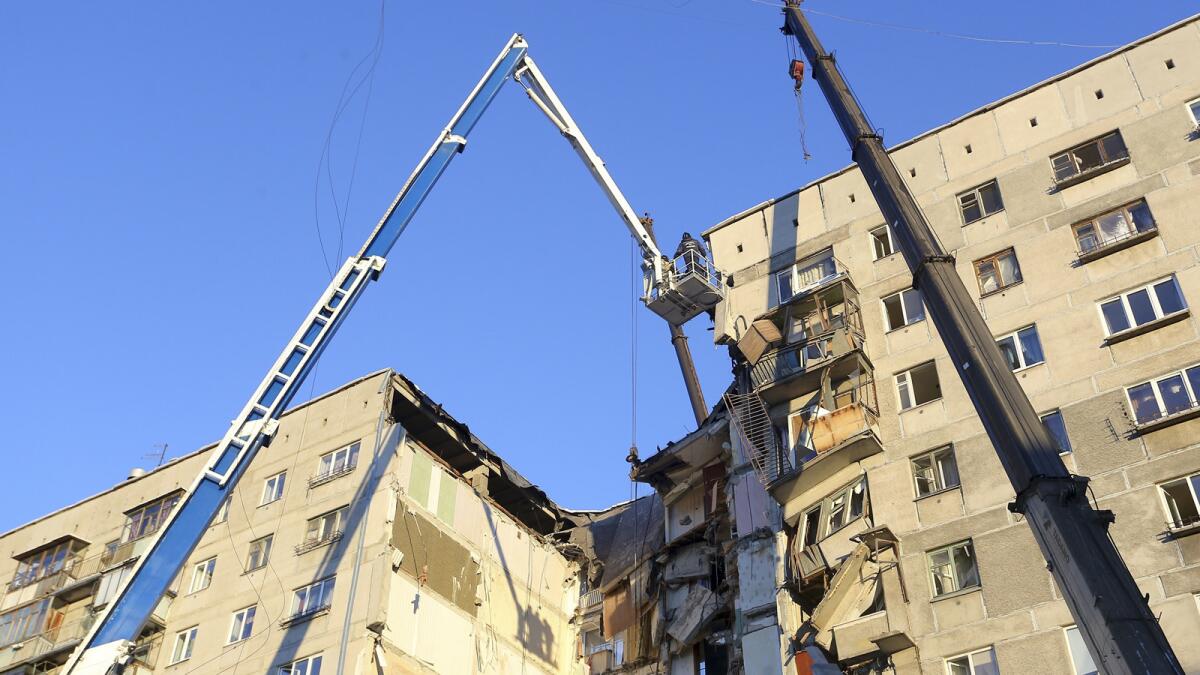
[644,249,725,326]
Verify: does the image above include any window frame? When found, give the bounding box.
[170,626,198,665]
[869,224,893,261]
[896,361,941,411]
[798,477,868,544]
[911,446,960,497]
[1157,472,1200,530]
[278,654,324,675]
[1039,410,1072,454]
[316,442,360,480]
[246,534,273,572]
[927,539,980,598]
[775,248,837,305]
[1188,97,1200,126]
[261,471,287,506]
[1124,362,1200,426]
[957,180,1004,225]
[11,541,72,589]
[213,496,232,525]
[228,604,257,644]
[944,646,998,675]
[1063,625,1098,675]
[973,248,1023,296]
[1050,130,1129,184]
[291,576,336,618]
[881,288,925,332]
[123,492,182,544]
[188,557,216,594]
[1097,276,1187,338]
[303,506,348,547]
[994,325,1045,372]
[1071,200,1157,257]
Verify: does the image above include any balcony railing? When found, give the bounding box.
[294,531,344,556]
[308,463,356,489]
[578,589,602,611]
[725,392,791,487]
[6,553,105,601]
[279,603,331,628]
[1076,224,1157,262]
[777,254,848,307]
[0,613,95,672]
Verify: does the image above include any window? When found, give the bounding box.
[974,248,1022,295]
[912,446,960,497]
[1040,410,1072,454]
[94,564,132,607]
[896,361,941,410]
[1159,473,1200,530]
[945,646,998,675]
[188,557,216,593]
[316,442,360,480]
[302,507,348,550]
[261,471,287,505]
[247,534,273,572]
[279,654,324,675]
[228,605,256,644]
[882,288,925,331]
[1064,626,1098,675]
[1051,131,1128,183]
[928,540,979,597]
[123,493,182,543]
[11,541,71,589]
[995,325,1044,371]
[1126,363,1200,424]
[776,249,837,304]
[0,599,51,648]
[213,496,232,525]
[870,225,893,260]
[170,626,198,664]
[1072,201,1156,256]
[799,478,867,544]
[1099,276,1187,336]
[291,576,336,618]
[957,180,1004,224]
[1188,98,1200,126]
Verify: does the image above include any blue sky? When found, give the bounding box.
[1,1,1195,531]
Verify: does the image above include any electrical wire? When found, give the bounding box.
[748,0,1121,50]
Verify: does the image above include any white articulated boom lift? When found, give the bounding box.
[64,34,723,674]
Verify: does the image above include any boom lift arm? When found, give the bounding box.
[66,33,721,674]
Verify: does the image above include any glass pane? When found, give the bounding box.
[997,251,1022,285]
[970,648,999,675]
[996,336,1020,371]
[1073,142,1103,172]
[913,456,934,495]
[1066,626,1099,675]
[1101,299,1131,334]
[1042,411,1071,453]
[903,289,926,324]
[938,450,961,487]
[777,270,794,303]
[1075,224,1099,253]
[1187,367,1200,406]
[953,545,979,588]
[1129,202,1155,233]
[1096,211,1130,241]
[1154,279,1186,315]
[897,377,913,410]
[884,295,905,330]
[980,182,1003,214]
[1127,289,1157,325]
[1052,153,1077,181]
[1101,132,1128,161]
[947,659,971,675]
[1018,327,1044,366]
[1157,374,1191,416]
[1128,383,1161,424]
[977,261,998,294]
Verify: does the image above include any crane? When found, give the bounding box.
[64,33,723,675]
[778,3,1181,673]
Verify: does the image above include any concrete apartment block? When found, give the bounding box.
[701,13,1200,675]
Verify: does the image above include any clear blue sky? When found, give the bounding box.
[1,1,1195,531]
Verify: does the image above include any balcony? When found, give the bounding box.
[4,554,105,609]
[308,463,356,489]
[578,588,602,612]
[751,334,868,405]
[294,531,343,556]
[644,248,725,326]
[0,613,94,672]
[279,603,331,628]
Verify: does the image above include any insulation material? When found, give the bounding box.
[666,585,718,646]
[808,404,867,454]
[737,319,783,365]
[603,583,635,640]
[390,505,480,614]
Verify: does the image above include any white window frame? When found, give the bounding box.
[188,557,216,594]
[799,477,867,544]
[213,496,232,525]
[246,534,273,572]
[228,604,256,644]
[911,446,960,497]
[881,288,925,331]
[170,626,198,664]
[1039,410,1072,454]
[995,325,1044,372]
[291,576,336,617]
[1188,97,1200,126]
[944,646,998,675]
[1097,276,1187,337]
[957,179,1004,225]
[896,361,941,411]
[1157,472,1200,530]
[278,654,323,675]
[317,442,360,479]
[775,249,837,305]
[927,540,979,598]
[304,507,348,547]
[261,471,287,505]
[1124,362,1200,425]
[869,224,893,260]
[1063,626,1098,675]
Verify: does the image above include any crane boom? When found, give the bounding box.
[66,33,721,674]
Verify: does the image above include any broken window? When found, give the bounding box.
[170,626,197,665]
[316,442,360,480]
[278,654,323,675]
[957,180,1004,224]
[1159,473,1200,529]
[1040,410,1072,454]
[776,249,837,304]
[912,446,960,497]
[799,477,868,544]
[188,557,215,594]
[261,471,287,505]
[995,325,1044,371]
[1063,626,1098,675]
[1099,276,1187,336]
[123,492,182,543]
[1126,363,1200,424]
[1072,200,1156,255]
[246,534,272,572]
[945,646,998,675]
[896,361,941,411]
[869,225,893,260]
[882,288,925,331]
[801,506,821,547]
[974,248,1022,295]
[928,539,979,597]
[862,582,886,615]
[1050,131,1128,183]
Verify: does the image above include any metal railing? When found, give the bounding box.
[725,392,791,487]
[1168,513,1200,531]
[279,603,331,628]
[788,381,879,466]
[778,254,848,306]
[1076,223,1156,259]
[578,589,602,610]
[6,552,105,598]
[668,249,723,290]
[0,613,95,671]
[308,463,357,488]
[749,337,833,391]
[293,531,344,556]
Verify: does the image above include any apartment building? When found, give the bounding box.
[699,13,1200,675]
[0,370,586,675]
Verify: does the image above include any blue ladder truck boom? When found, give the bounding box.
[65,33,723,674]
